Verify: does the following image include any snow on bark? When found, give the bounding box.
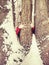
[0,0,26,65]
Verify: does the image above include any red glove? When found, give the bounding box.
[15,27,21,35]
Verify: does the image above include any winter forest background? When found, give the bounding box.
[0,0,49,65]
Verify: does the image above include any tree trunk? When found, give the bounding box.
[0,0,27,65]
[0,0,10,65]
[17,0,33,52]
[0,0,49,65]
[35,0,49,65]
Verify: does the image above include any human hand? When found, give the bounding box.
[19,24,24,28]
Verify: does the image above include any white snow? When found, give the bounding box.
[0,0,44,65]
[21,34,43,65]
[0,1,25,65]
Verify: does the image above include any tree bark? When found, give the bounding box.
[0,0,10,65]
[17,0,33,52]
[0,0,49,65]
[35,0,49,65]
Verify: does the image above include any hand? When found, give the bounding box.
[19,24,24,28]
[31,23,34,28]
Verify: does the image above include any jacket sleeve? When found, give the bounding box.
[15,27,21,36]
[32,26,35,34]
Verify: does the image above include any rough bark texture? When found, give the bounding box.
[0,0,9,25]
[35,0,49,65]
[0,28,7,65]
[15,0,33,51]
[0,1,26,65]
[46,0,49,17]
[19,0,32,51]
[0,0,9,65]
[14,0,22,28]
[21,0,32,23]
[0,0,49,65]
